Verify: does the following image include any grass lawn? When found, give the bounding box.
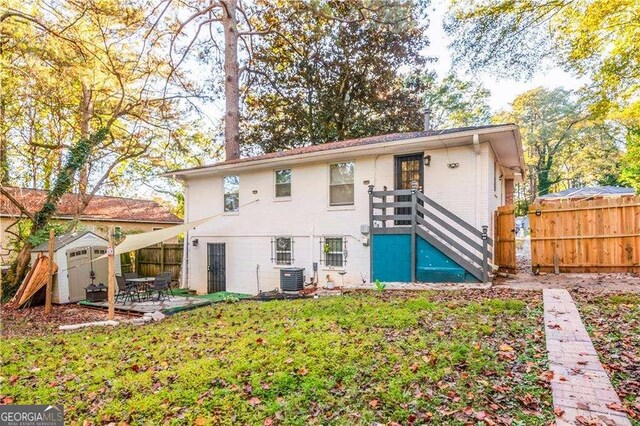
[575,292,640,424]
[1,290,552,425]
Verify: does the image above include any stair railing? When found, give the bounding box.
[368,186,492,282]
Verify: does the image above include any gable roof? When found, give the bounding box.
[537,186,636,200]
[31,230,106,252]
[165,123,525,179]
[1,187,182,224]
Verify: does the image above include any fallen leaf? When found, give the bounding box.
[499,344,514,352]
[369,399,379,408]
[606,402,625,412]
[249,397,261,406]
[554,407,565,416]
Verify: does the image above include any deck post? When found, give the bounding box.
[107,226,116,320]
[368,185,374,283]
[44,229,54,315]
[481,225,488,283]
[410,189,417,283]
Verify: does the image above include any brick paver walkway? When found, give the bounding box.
[543,289,631,426]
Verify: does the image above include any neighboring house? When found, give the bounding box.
[167,124,525,295]
[0,187,182,264]
[536,186,636,202]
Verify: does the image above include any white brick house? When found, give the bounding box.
[167,124,524,295]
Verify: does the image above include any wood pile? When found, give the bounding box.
[8,254,58,308]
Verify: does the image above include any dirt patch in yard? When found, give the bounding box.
[574,291,640,424]
[494,272,640,293]
[1,304,129,338]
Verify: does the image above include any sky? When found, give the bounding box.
[425,0,583,112]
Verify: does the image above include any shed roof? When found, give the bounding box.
[537,186,636,200]
[31,230,106,252]
[1,187,182,224]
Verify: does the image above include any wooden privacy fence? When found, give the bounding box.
[529,196,640,273]
[135,243,183,280]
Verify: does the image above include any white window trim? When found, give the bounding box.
[223,175,240,213]
[273,168,292,201]
[327,160,355,208]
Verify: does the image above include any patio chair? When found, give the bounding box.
[123,272,139,280]
[115,275,140,304]
[150,274,172,301]
[159,272,174,296]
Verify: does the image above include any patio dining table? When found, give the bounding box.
[125,277,156,294]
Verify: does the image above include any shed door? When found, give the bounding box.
[66,247,92,302]
[207,243,226,293]
[90,246,109,286]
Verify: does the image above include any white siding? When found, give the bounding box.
[183,142,502,294]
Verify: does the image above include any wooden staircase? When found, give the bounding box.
[368,187,493,283]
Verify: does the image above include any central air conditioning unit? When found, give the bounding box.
[280,268,305,291]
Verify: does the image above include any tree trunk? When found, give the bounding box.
[0,37,8,185]
[537,157,555,196]
[221,0,240,161]
[76,83,93,215]
[8,129,107,291]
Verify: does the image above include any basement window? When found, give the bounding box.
[321,237,347,268]
[223,175,240,212]
[271,237,294,265]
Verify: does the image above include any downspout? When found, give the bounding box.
[181,178,189,290]
[309,227,315,284]
[473,134,482,229]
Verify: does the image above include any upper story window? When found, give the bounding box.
[275,169,292,198]
[329,162,354,206]
[223,175,239,212]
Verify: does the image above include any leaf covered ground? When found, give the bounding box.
[575,291,640,424]
[1,289,553,425]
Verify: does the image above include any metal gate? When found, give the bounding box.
[494,205,516,273]
[207,243,226,293]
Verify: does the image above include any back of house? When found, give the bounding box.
[169,124,524,295]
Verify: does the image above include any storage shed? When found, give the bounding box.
[30,230,121,304]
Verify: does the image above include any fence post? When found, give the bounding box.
[481,225,488,283]
[368,185,374,283]
[410,189,417,283]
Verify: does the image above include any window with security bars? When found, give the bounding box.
[321,237,347,267]
[271,237,294,265]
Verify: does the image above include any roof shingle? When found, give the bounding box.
[168,124,516,174]
[1,187,182,223]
